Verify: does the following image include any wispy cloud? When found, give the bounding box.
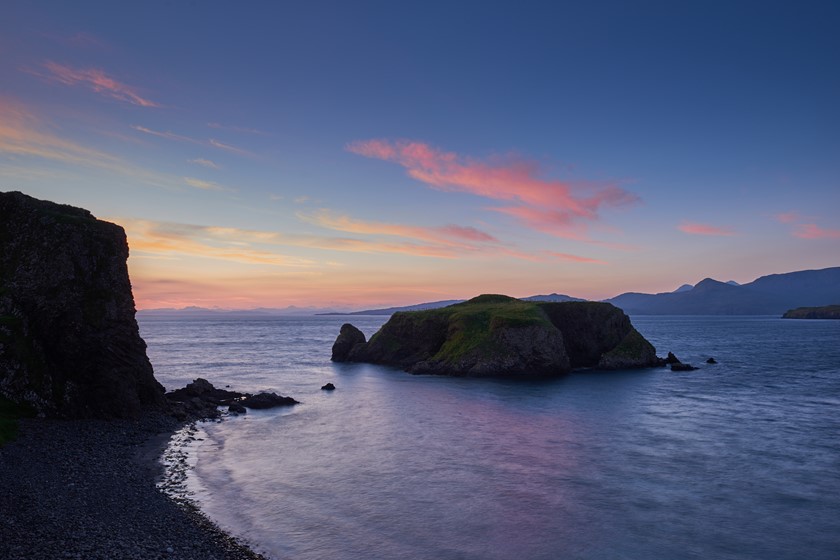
[347,139,638,240]
[542,251,608,264]
[66,32,109,49]
[132,125,201,144]
[298,209,606,264]
[208,122,268,135]
[793,224,840,239]
[0,97,121,165]
[132,125,254,157]
[678,221,736,236]
[209,138,251,156]
[118,218,315,267]
[183,177,231,192]
[188,158,220,169]
[119,218,466,261]
[0,97,183,189]
[36,61,159,107]
[299,209,500,249]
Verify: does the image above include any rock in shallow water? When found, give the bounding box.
[238,392,299,409]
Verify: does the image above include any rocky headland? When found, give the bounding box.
[782,305,840,319]
[0,192,298,559]
[332,294,661,376]
[0,191,165,418]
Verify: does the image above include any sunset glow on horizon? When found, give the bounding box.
[3,1,838,310]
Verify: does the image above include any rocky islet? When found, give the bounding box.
[332,294,663,376]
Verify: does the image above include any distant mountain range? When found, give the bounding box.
[137,267,840,318]
[604,267,840,315]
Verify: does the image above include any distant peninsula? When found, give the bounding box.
[782,305,840,319]
[332,295,660,377]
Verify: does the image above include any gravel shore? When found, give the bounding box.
[0,413,266,560]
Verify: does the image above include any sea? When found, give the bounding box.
[138,315,840,560]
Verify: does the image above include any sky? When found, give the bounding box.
[2,0,839,310]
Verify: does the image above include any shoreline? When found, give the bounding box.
[0,412,266,560]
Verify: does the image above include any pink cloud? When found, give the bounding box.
[346,139,638,238]
[793,224,840,239]
[678,221,736,236]
[775,211,801,224]
[39,61,159,107]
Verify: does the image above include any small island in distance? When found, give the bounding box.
[782,305,840,320]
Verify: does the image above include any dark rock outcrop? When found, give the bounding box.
[238,392,299,409]
[782,305,840,319]
[228,403,247,414]
[671,363,698,371]
[664,352,681,364]
[332,295,660,377]
[165,378,298,419]
[331,323,367,361]
[166,377,299,420]
[321,383,336,391]
[0,191,165,418]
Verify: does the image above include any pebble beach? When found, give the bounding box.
[0,414,265,560]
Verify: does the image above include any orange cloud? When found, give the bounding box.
[347,139,638,238]
[678,221,736,236]
[793,224,840,239]
[119,219,315,267]
[39,61,159,107]
[299,209,499,248]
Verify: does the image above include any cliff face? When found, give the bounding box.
[0,191,165,418]
[332,295,660,377]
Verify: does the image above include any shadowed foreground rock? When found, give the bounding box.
[165,378,298,419]
[332,295,661,377]
[0,191,165,418]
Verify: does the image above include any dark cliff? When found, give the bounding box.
[332,295,659,377]
[0,191,165,418]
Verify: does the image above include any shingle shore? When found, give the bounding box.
[0,414,266,560]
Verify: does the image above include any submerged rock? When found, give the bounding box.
[332,295,661,377]
[706,357,717,364]
[0,191,165,418]
[671,363,699,371]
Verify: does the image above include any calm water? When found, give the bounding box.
[139,316,840,560]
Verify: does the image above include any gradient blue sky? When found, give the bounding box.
[2,1,838,309]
